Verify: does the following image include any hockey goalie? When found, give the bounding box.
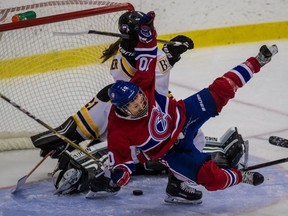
[50,127,248,203]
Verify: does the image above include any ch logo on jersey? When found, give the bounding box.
[149,106,172,141]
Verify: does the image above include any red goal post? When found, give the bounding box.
[0,0,134,151]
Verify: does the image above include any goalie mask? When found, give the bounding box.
[108,80,148,119]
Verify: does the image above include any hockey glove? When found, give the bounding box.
[111,165,131,186]
[138,11,156,43]
[162,35,194,66]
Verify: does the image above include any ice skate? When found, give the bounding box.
[165,175,202,204]
[256,44,278,67]
[240,170,264,186]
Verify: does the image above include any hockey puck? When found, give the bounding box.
[132,189,143,196]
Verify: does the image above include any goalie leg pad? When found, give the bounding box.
[53,141,110,195]
[53,157,101,195]
[203,127,245,168]
[54,168,82,195]
[31,116,84,157]
[225,135,244,168]
[210,152,230,168]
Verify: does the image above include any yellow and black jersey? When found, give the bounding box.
[110,48,172,96]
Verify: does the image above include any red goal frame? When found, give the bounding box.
[0,2,134,32]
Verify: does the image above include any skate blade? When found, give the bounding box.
[164,195,202,204]
[85,190,118,199]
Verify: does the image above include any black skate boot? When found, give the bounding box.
[269,136,288,148]
[165,175,202,204]
[256,44,278,67]
[240,170,264,186]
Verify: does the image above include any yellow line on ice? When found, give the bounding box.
[1,21,287,79]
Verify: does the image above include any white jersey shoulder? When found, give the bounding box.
[110,48,172,96]
[74,49,173,140]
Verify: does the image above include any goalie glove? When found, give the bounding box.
[162,35,194,66]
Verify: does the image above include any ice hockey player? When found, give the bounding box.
[89,11,278,204]
[30,10,196,159]
[31,9,216,197]
[32,11,248,200]
[52,126,247,196]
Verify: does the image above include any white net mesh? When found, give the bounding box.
[0,0,133,150]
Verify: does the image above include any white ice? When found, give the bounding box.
[0,40,288,216]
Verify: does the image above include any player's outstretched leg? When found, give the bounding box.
[164,173,202,204]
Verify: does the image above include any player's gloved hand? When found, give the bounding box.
[138,11,156,43]
[162,35,194,66]
[111,165,131,186]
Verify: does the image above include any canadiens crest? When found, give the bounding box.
[148,105,172,141]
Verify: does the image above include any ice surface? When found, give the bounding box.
[1,41,288,216]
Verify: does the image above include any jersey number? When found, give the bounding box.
[138,57,153,72]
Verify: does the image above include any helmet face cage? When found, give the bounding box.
[122,90,148,118]
[118,11,145,35]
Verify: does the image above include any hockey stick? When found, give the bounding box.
[0,93,99,162]
[12,150,54,193]
[269,136,288,148]
[53,30,183,46]
[243,157,288,171]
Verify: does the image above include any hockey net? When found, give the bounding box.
[0,0,134,151]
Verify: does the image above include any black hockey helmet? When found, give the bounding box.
[118,11,145,36]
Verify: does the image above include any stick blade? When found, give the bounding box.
[12,175,28,194]
[85,190,119,199]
